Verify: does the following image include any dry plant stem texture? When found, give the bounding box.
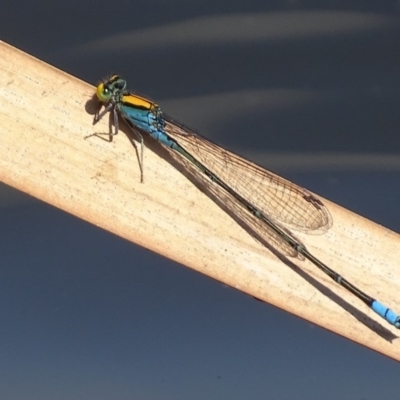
[0,41,399,359]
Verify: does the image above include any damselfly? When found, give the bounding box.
[88,74,400,330]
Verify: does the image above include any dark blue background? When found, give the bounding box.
[1,1,400,399]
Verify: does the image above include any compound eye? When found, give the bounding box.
[108,75,126,91]
[115,81,124,91]
[96,82,111,102]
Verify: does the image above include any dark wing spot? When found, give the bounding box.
[303,193,324,210]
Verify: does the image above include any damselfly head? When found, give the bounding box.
[96,75,127,103]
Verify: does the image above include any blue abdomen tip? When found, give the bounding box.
[372,301,400,327]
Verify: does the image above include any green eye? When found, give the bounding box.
[96,82,111,102]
